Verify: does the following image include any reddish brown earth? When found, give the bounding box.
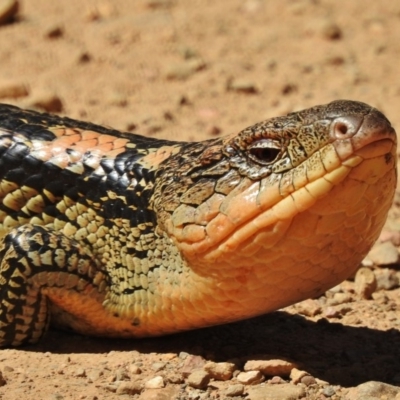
[0,1,400,399]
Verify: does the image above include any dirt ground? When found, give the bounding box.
[0,0,400,399]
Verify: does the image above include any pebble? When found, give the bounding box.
[345,381,400,400]
[86,369,102,382]
[332,292,352,305]
[151,362,166,372]
[0,80,29,99]
[322,385,336,397]
[294,298,322,317]
[368,241,399,265]
[115,381,142,395]
[101,383,118,393]
[0,0,18,25]
[301,374,316,386]
[73,368,86,377]
[207,125,222,136]
[107,91,128,107]
[0,371,6,386]
[379,229,400,246]
[44,24,64,39]
[178,351,190,359]
[289,368,309,384]
[354,267,377,299]
[227,78,258,94]
[244,358,297,377]
[374,268,399,290]
[181,355,206,378]
[187,369,210,389]
[164,59,205,80]
[145,0,174,9]
[115,368,130,381]
[49,394,64,400]
[138,387,180,400]
[319,19,342,40]
[145,375,164,389]
[247,383,305,400]
[236,370,265,385]
[204,361,235,381]
[129,364,142,375]
[29,93,63,112]
[225,384,244,397]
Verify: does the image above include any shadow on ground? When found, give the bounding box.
[22,311,400,388]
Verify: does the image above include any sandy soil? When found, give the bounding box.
[0,1,400,399]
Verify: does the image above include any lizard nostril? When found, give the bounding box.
[335,122,349,136]
[331,115,363,140]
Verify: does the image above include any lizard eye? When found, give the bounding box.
[248,140,282,165]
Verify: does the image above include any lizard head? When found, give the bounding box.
[153,100,396,315]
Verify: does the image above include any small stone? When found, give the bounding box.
[324,306,341,318]
[301,375,316,386]
[44,24,64,39]
[181,355,206,378]
[354,267,377,299]
[225,384,244,397]
[332,292,352,305]
[236,370,264,385]
[77,52,91,64]
[374,268,399,290]
[368,241,399,265]
[227,78,258,94]
[371,291,389,303]
[0,371,6,386]
[269,376,285,384]
[145,376,164,389]
[379,229,400,246]
[187,369,210,389]
[0,80,29,99]
[137,387,180,400]
[322,385,336,397]
[145,0,174,9]
[207,125,222,136]
[247,383,305,400]
[179,351,190,359]
[0,0,18,25]
[74,368,86,377]
[30,93,63,112]
[49,394,64,400]
[87,369,102,382]
[116,381,142,395]
[179,46,199,60]
[281,83,297,95]
[101,384,118,393]
[319,20,342,40]
[295,299,322,317]
[151,362,166,372]
[3,366,14,372]
[129,364,142,375]
[115,368,130,381]
[244,358,297,377]
[289,368,309,384]
[204,361,235,381]
[107,92,128,107]
[345,381,400,400]
[165,59,205,80]
[167,373,183,384]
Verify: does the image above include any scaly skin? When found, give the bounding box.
[0,100,396,346]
